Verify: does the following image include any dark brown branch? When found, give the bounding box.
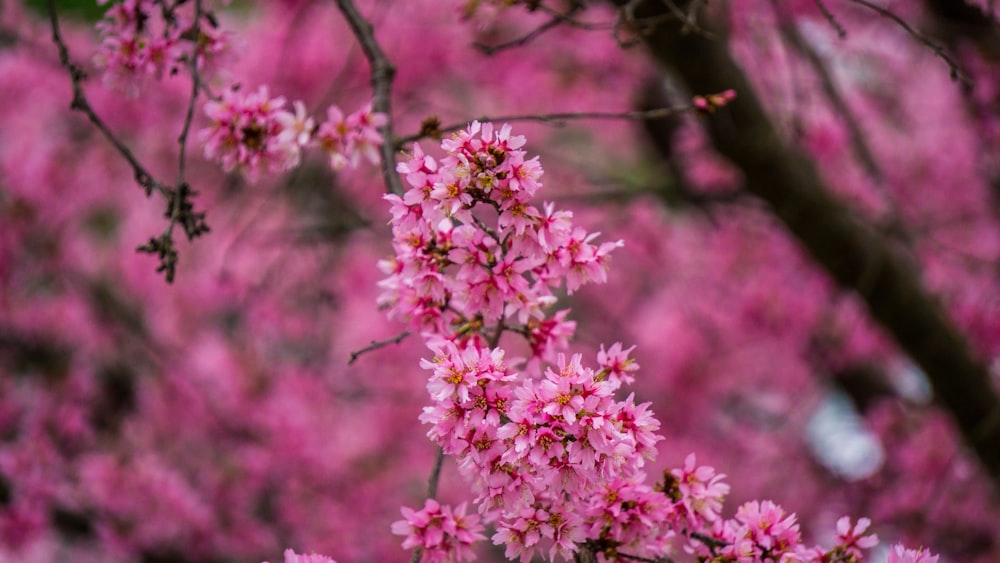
[334,0,404,195]
[347,331,411,365]
[611,0,1000,485]
[846,0,972,90]
[427,446,445,499]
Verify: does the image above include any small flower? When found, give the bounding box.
[834,516,879,555]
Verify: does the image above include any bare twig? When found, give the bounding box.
[46,0,170,199]
[475,4,586,55]
[812,0,847,38]
[48,0,210,283]
[475,14,568,54]
[334,0,404,195]
[847,0,972,90]
[534,3,616,30]
[395,105,696,148]
[168,0,207,247]
[347,331,411,365]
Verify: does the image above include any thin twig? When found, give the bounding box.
[427,446,445,499]
[171,0,204,238]
[334,0,404,195]
[46,0,170,199]
[812,0,847,38]
[347,331,411,365]
[847,0,972,90]
[395,105,695,148]
[535,3,616,31]
[475,15,566,54]
[475,4,585,55]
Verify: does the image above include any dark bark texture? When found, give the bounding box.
[612,0,1000,484]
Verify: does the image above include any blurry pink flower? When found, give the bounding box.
[887,545,939,563]
[200,86,301,180]
[265,548,337,563]
[317,102,386,170]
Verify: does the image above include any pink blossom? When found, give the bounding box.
[670,453,730,526]
[390,499,485,563]
[265,548,338,563]
[317,102,386,170]
[199,86,301,180]
[887,545,939,563]
[834,516,879,555]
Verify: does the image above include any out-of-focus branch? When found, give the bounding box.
[771,0,882,182]
[846,0,972,89]
[475,3,586,54]
[396,105,696,148]
[924,0,1000,51]
[812,0,847,39]
[175,0,204,188]
[608,0,1000,486]
[334,0,404,195]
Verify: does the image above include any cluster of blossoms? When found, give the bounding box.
[94,0,227,92]
[378,121,619,361]
[377,122,941,563]
[199,85,385,180]
[391,499,486,563]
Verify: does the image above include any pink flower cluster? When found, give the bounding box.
[199,86,384,180]
[391,499,485,563]
[316,105,387,170]
[94,0,227,92]
[378,122,941,562]
[378,121,620,360]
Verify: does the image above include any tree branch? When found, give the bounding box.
[347,331,411,365]
[334,0,404,195]
[610,0,1000,485]
[46,0,170,199]
[47,0,209,283]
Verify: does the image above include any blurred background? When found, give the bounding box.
[1,0,999,560]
